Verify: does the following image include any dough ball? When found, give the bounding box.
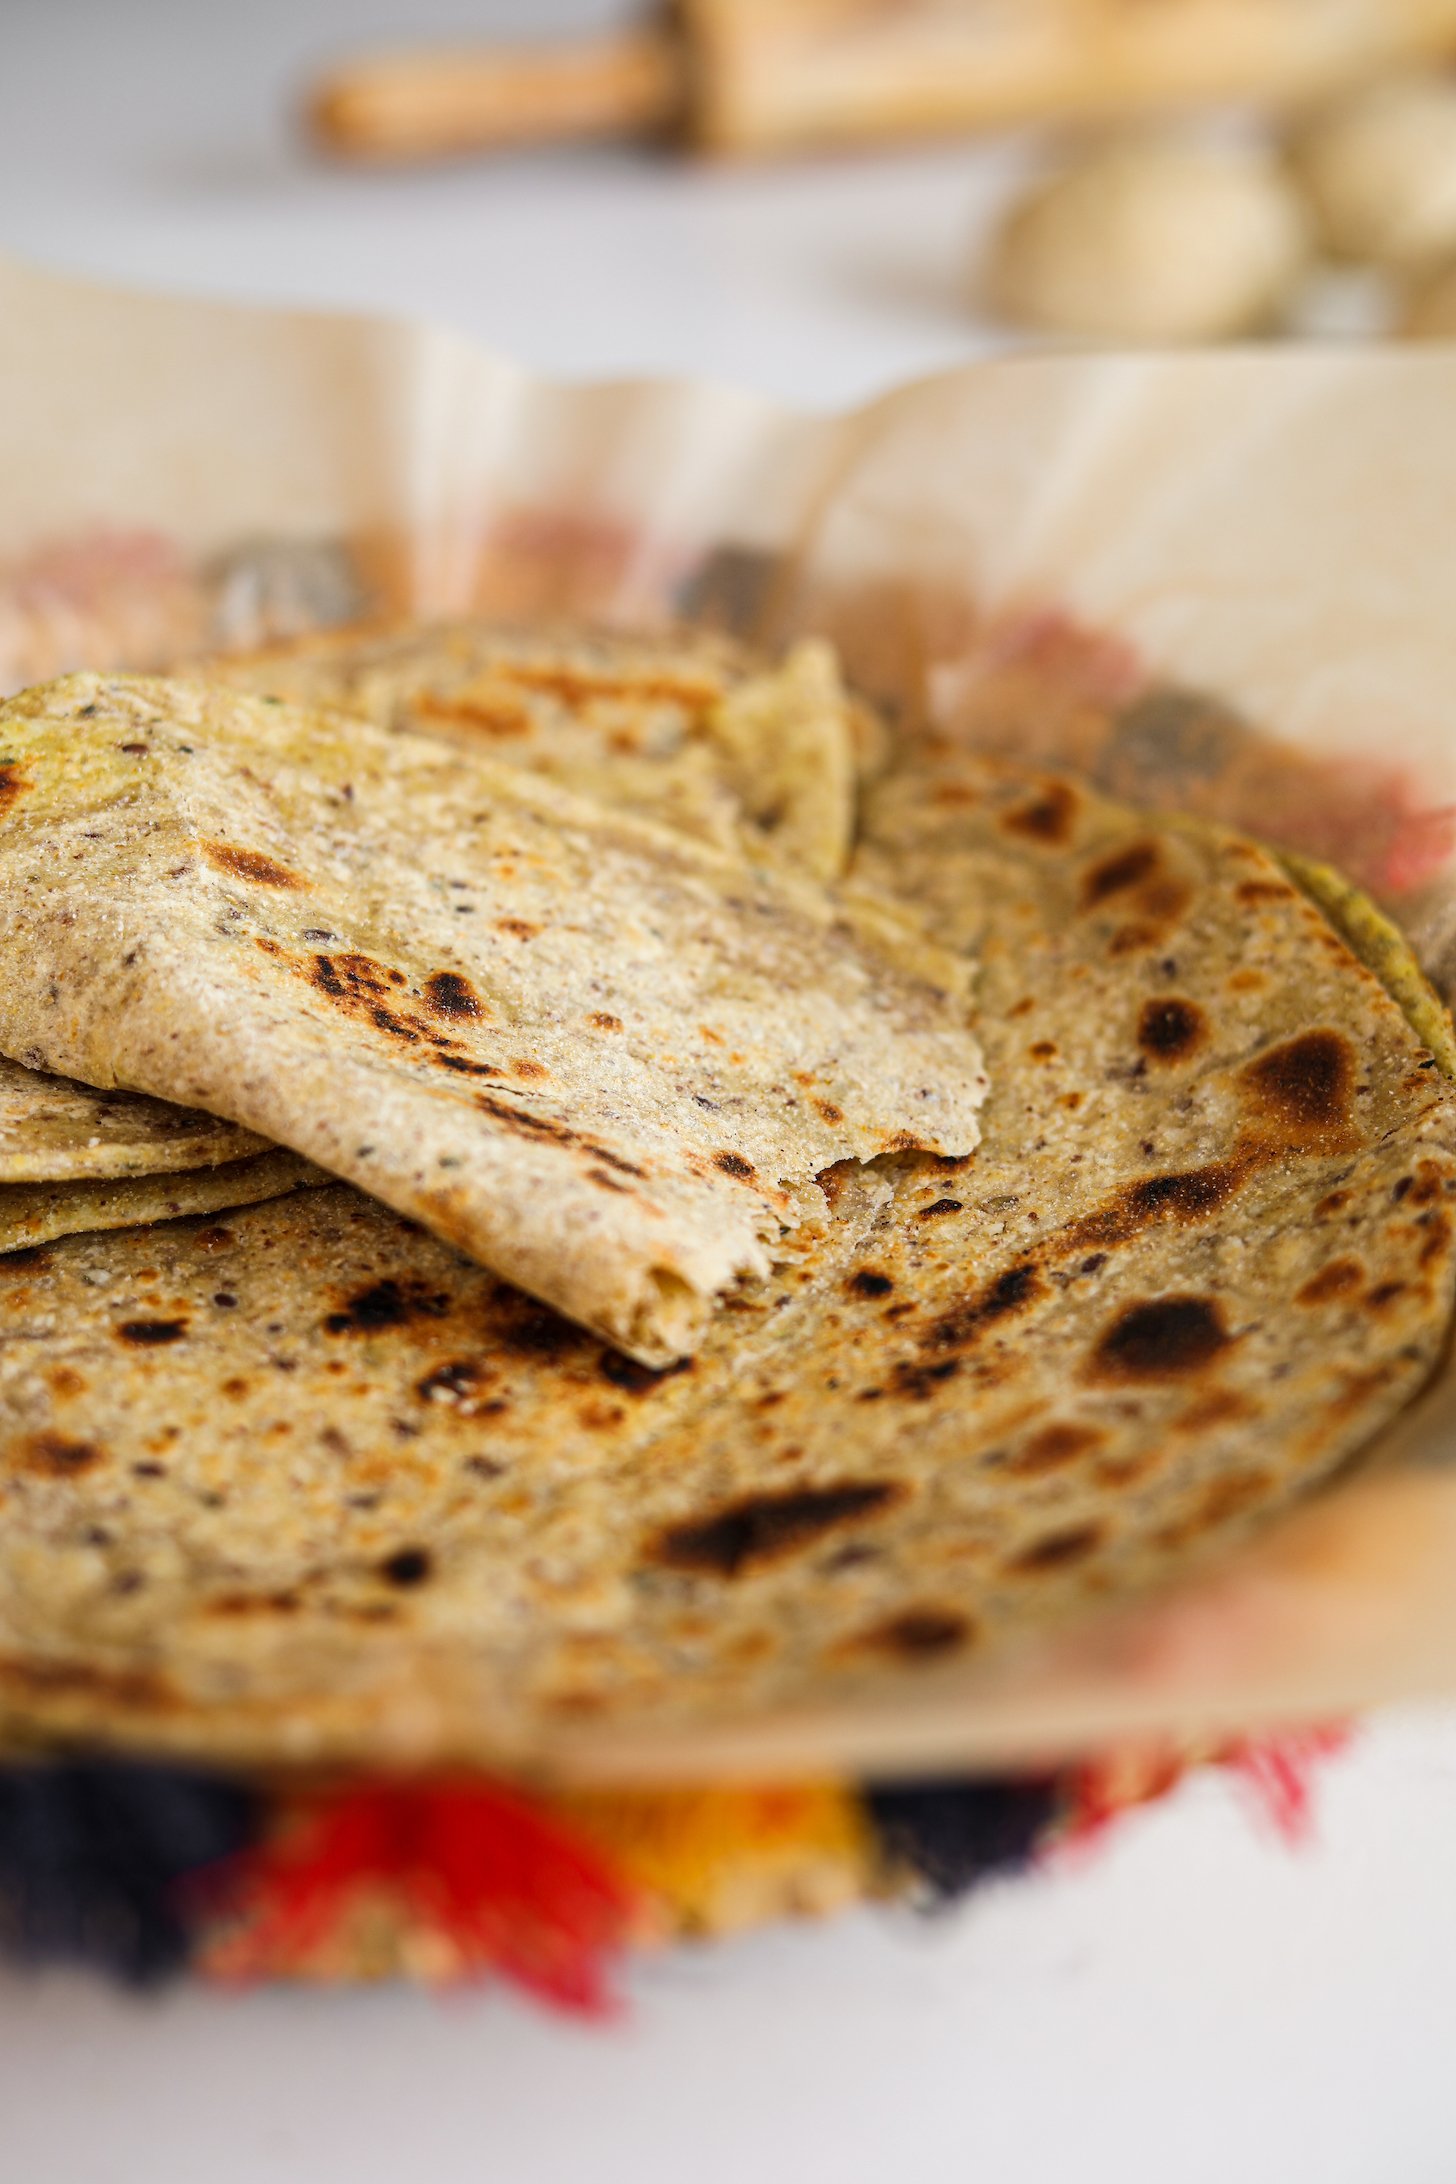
[1289,77,1456,269]
[986,136,1309,343]
[1398,254,1456,336]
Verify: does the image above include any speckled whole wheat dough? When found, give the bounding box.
[0,753,1450,1775]
[0,674,986,1365]
[211,620,862,884]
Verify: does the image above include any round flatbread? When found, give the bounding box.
[0,750,1449,1778]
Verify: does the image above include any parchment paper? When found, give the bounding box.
[5,251,1456,1776]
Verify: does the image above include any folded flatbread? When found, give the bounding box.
[0,1054,265,1184]
[0,674,987,1364]
[0,624,864,1197]
[212,621,860,882]
[0,1150,322,1258]
[0,752,1448,1776]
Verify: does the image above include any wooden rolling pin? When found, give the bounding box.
[308,0,1456,164]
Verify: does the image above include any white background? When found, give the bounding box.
[2,4,1456,2178]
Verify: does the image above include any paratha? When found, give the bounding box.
[0,1149,323,1258]
[0,753,1449,1776]
[211,621,859,883]
[0,674,986,1365]
[0,1054,265,1185]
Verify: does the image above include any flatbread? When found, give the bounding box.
[0,674,986,1365]
[0,1054,266,1184]
[0,754,1449,1776]
[211,622,859,882]
[0,1150,323,1258]
[0,618,864,1201]
[1280,849,1456,1074]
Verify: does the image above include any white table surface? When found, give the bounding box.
[4,5,1456,2179]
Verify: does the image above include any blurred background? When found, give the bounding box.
[7,7,1456,2183]
[13,0,1456,403]
[6,0,1027,400]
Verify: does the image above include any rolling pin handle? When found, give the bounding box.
[306,29,686,163]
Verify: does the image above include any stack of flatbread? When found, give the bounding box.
[0,618,1452,1979]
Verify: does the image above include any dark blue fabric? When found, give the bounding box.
[0,1760,259,1985]
[865,1778,1060,1903]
